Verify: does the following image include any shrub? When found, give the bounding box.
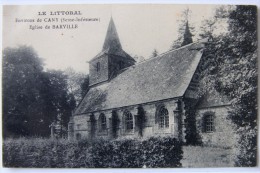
[3,136,183,168]
[142,137,183,167]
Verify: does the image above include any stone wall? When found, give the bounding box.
[89,54,135,87]
[68,97,234,148]
[195,106,236,148]
[69,98,183,140]
[71,114,90,140]
[89,55,109,86]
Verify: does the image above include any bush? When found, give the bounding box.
[3,136,183,168]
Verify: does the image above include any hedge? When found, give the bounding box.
[3,136,183,168]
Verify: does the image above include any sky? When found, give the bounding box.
[3,4,220,74]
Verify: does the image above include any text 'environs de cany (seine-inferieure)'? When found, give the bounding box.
[14,11,100,30]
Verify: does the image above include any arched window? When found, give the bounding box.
[99,113,106,131]
[124,111,133,131]
[203,113,214,133]
[96,62,100,72]
[158,106,169,129]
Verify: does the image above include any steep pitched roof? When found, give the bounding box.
[102,17,122,51]
[90,17,135,63]
[92,47,133,61]
[74,42,205,115]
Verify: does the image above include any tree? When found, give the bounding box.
[199,19,217,41]
[171,8,194,49]
[80,75,90,99]
[3,46,76,138]
[223,5,257,166]
[198,5,257,166]
[181,21,193,46]
[3,46,45,137]
[64,67,87,104]
[41,70,76,137]
[150,49,158,58]
[199,6,234,41]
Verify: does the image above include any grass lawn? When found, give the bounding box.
[181,146,234,168]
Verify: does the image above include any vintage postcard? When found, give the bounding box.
[2,4,258,168]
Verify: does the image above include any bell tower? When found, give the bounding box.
[89,17,136,86]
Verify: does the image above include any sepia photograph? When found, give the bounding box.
[1,3,258,168]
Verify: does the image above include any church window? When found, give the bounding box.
[124,111,133,131]
[203,113,214,133]
[99,113,106,131]
[158,106,169,129]
[96,62,100,72]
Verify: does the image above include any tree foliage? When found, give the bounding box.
[181,21,193,46]
[3,46,76,138]
[42,70,76,137]
[171,8,194,49]
[150,49,158,58]
[198,5,257,166]
[225,5,257,167]
[80,74,90,99]
[199,6,233,41]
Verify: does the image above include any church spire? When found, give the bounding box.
[102,17,122,51]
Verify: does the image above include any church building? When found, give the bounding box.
[68,18,235,147]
